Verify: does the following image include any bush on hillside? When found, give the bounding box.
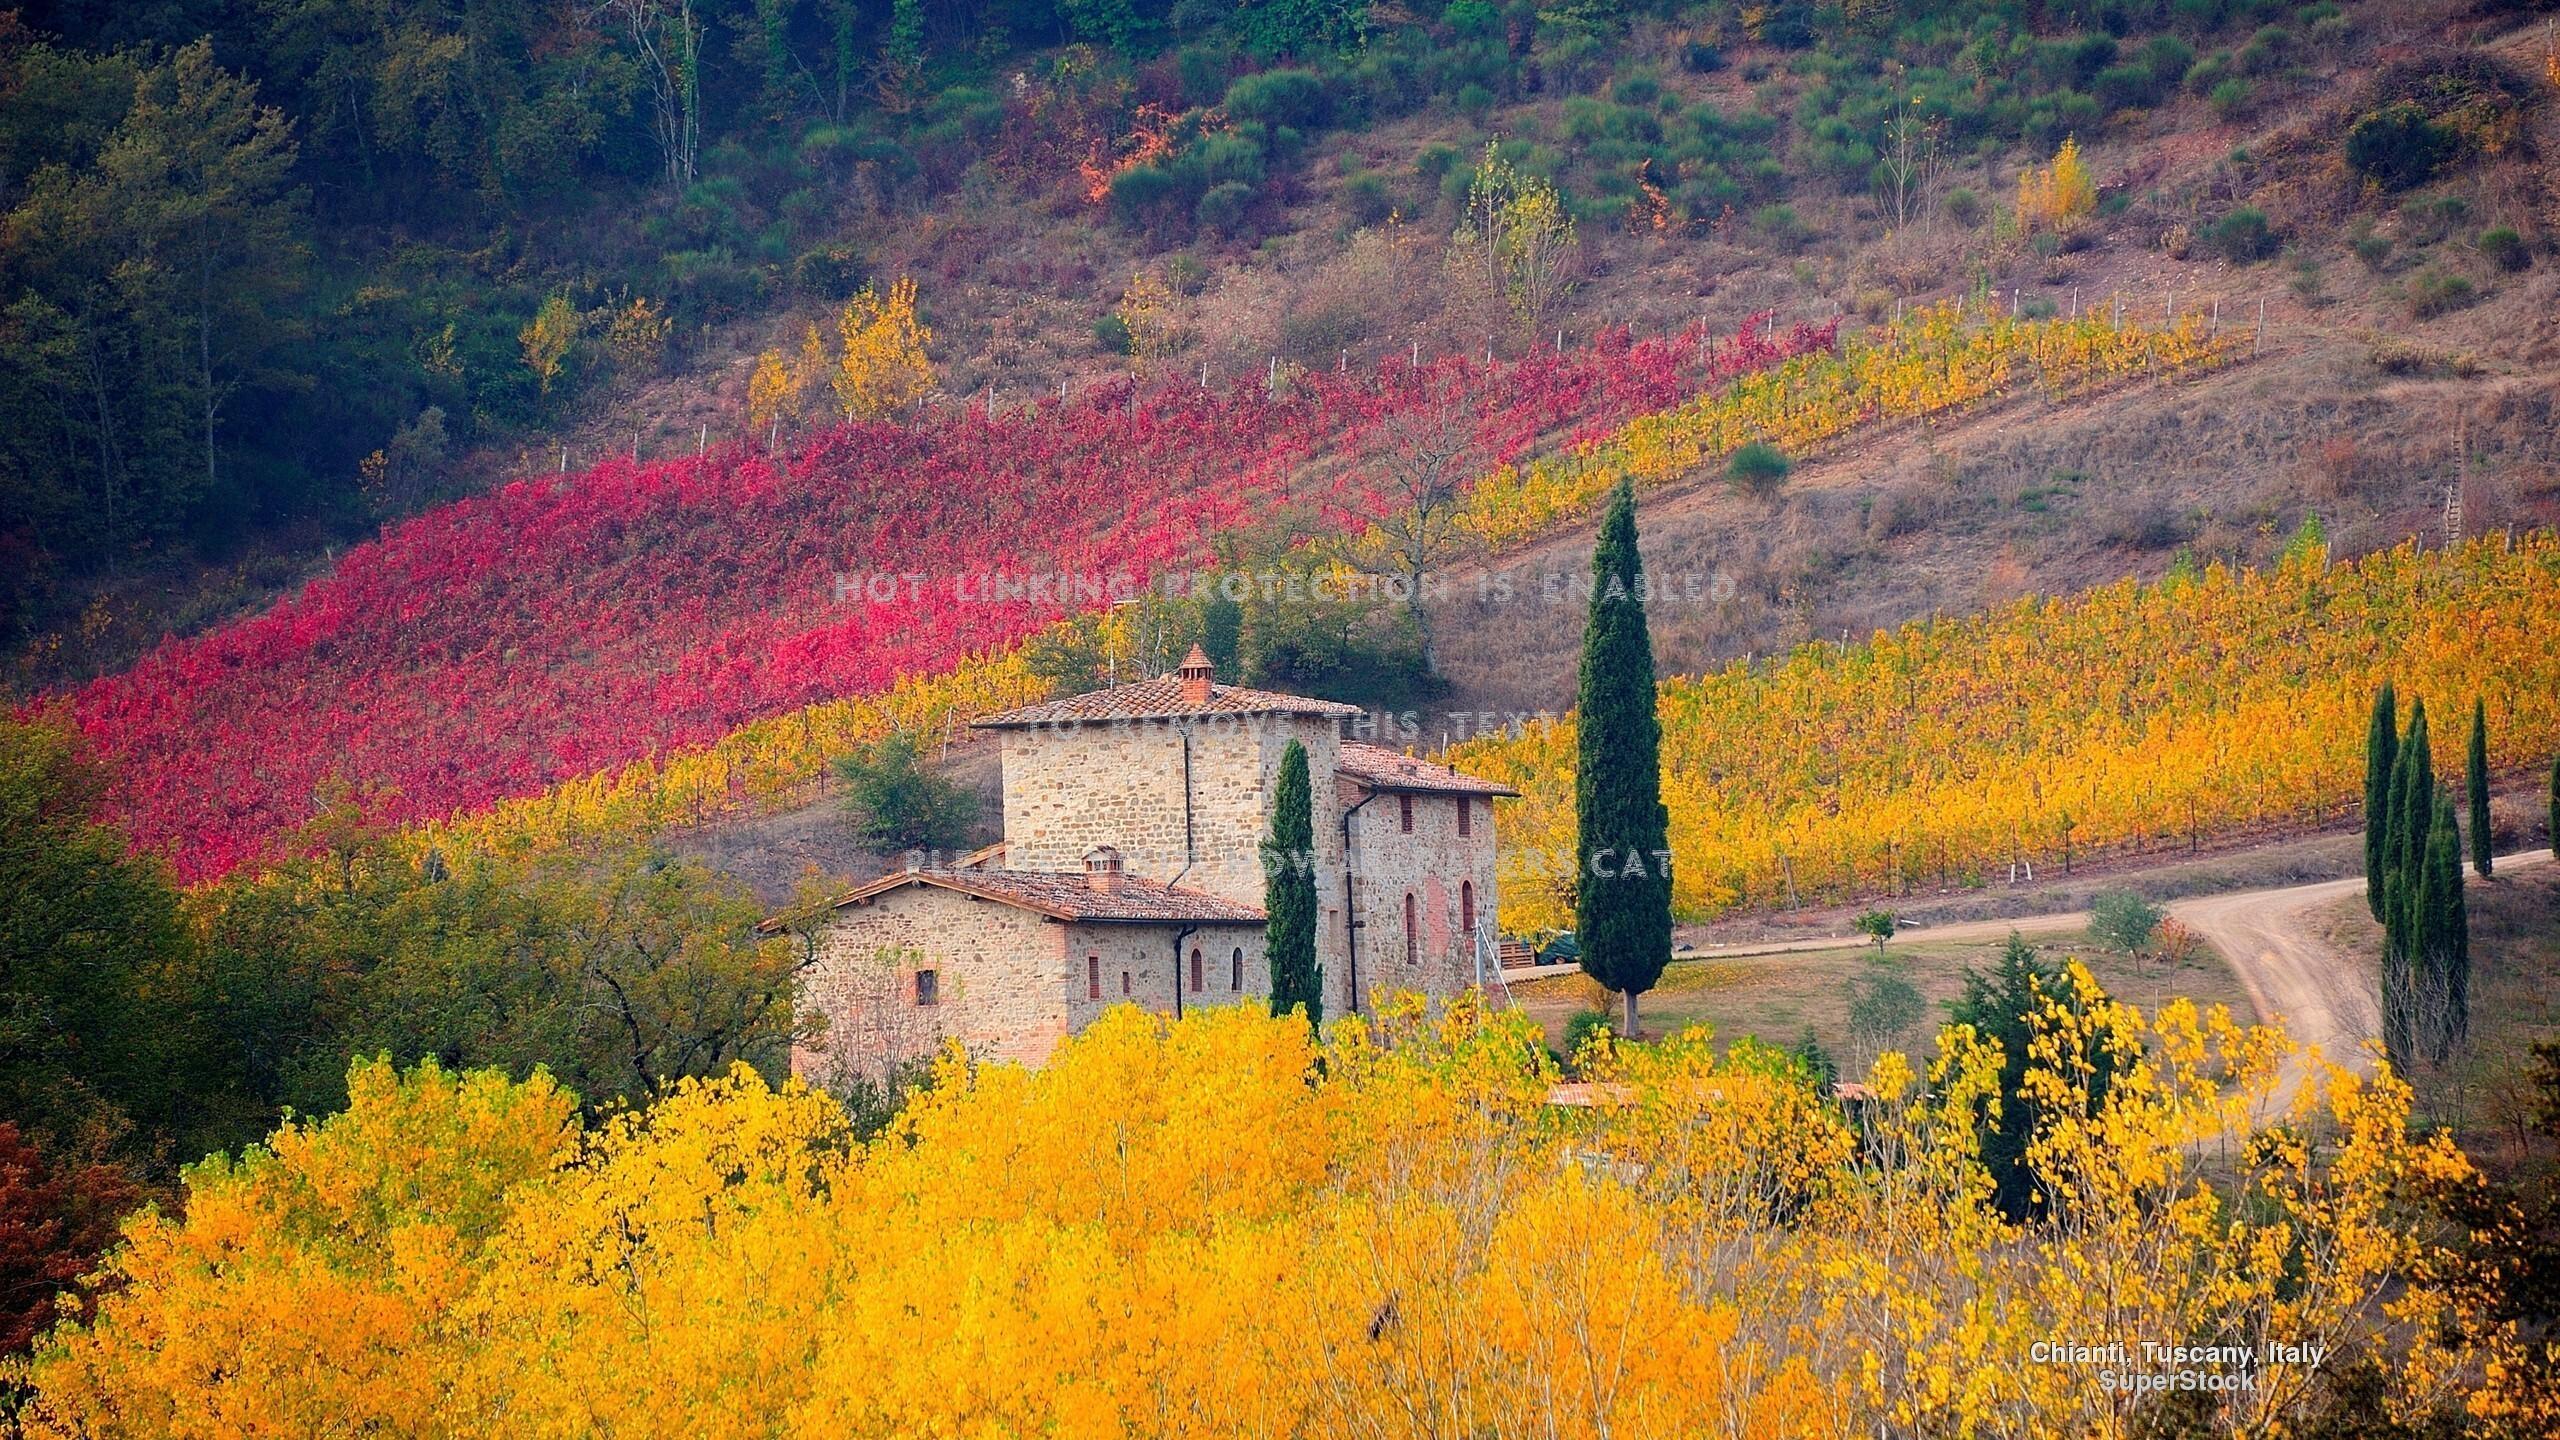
[2479,226,2530,272]
[835,733,979,853]
[2346,103,2457,190]
[1726,442,1792,499]
[2204,206,2278,262]
[2406,267,2477,319]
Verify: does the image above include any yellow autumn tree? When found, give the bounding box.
[2017,135,2097,235]
[832,277,934,421]
[518,292,581,396]
[1115,267,1185,378]
[19,993,2547,1437]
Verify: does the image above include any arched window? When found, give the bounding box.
[1231,947,1244,990]
[1461,880,1476,934]
[1404,892,1418,964]
[915,969,939,1007]
[1190,947,1203,992]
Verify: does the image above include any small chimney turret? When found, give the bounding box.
[1084,846,1124,895]
[1177,643,1215,706]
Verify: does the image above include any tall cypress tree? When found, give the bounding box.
[1574,478,1672,1037]
[1262,739,1321,1033]
[2466,696,2492,878]
[2416,795,2468,1062]
[2379,701,2431,1070]
[2364,684,2397,920]
[2390,701,2434,926]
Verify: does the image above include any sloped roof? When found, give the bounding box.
[971,674,1364,729]
[780,865,1265,927]
[1336,740,1520,797]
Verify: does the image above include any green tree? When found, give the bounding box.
[1199,589,1242,677]
[1947,933,2119,1222]
[0,720,243,1170]
[1854,908,1897,951]
[833,732,979,853]
[2415,794,2468,1062]
[1790,1025,1837,1090]
[1262,738,1321,1032]
[2381,700,2432,1069]
[1845,972,1924,1062]
[2467,696,2491,878]
[2089,890,2162,959]
[1574,478,1672,1037]
[2363,683,2397,920]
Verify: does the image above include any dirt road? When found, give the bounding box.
[1630,850,2556,1085]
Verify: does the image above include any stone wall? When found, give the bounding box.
[1061,921,1269,1034]
[1346,789,1502,1006]
[794,883,1070,1076]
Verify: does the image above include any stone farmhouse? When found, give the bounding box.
[785,645,1517,1078]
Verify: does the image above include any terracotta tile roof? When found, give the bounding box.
[1336,740,1520,797]
[971,675,1364,729]
[781,865,1266,927]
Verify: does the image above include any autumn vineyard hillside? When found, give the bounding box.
[53,321,1807,881]
[1457,534,2560,932]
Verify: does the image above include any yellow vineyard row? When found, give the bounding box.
[1455,303,2238,549]
[1452,536,2560,934]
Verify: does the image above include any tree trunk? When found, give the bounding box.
[1621,986,1639,1039]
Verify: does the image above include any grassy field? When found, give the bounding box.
[1510,927,2256,1075]
[2304,863,2560,1173]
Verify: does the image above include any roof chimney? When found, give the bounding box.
[1177,643,1215,706]
[1083,846,1124,895]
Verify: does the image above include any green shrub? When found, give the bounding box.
[834,733,979,852]
[789,245,868,300]
[1561,1009,1615,1070]
[2350,225,2392,271]
[1414,141,1462,182]
[2204,206,2278,262]
[1682,40,1725,73]
[2406,267,2477,319]
[2345,103,2456,190]
[1223,68,1329,130]
[2208,77,2253,119]
[1195,180,1256,237]
[2479,225,2530,272]
[1726,441,1792,498]
[1943,187,1983,226]
[1094,312,1133,354]
[1442,0,1501,39]
[1455,81,1495,118]
[1748,203,1805,247]
[1341,171,1394,225]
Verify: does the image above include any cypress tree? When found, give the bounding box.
[2416,795,2468,1061]
[2379,702,2431,1070]
[2363,684,2397,920]
[2466,696,2491,877]
[1574,478,1673,1037]
[1262,738,1321,1033]
[2390,701,2434,926]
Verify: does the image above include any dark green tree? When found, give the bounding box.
[2467,696,2492,877]
[834,732,979,853]
[1262,738,1321,1032]
[1947,932,2119,1222]
[2364,683,2397,920]
[2380,701,2432,1069]
[1573,478,1672,1037]
[2415,794,2469,1062]
[0,719,244,1171]
[1199,589,1242,677]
